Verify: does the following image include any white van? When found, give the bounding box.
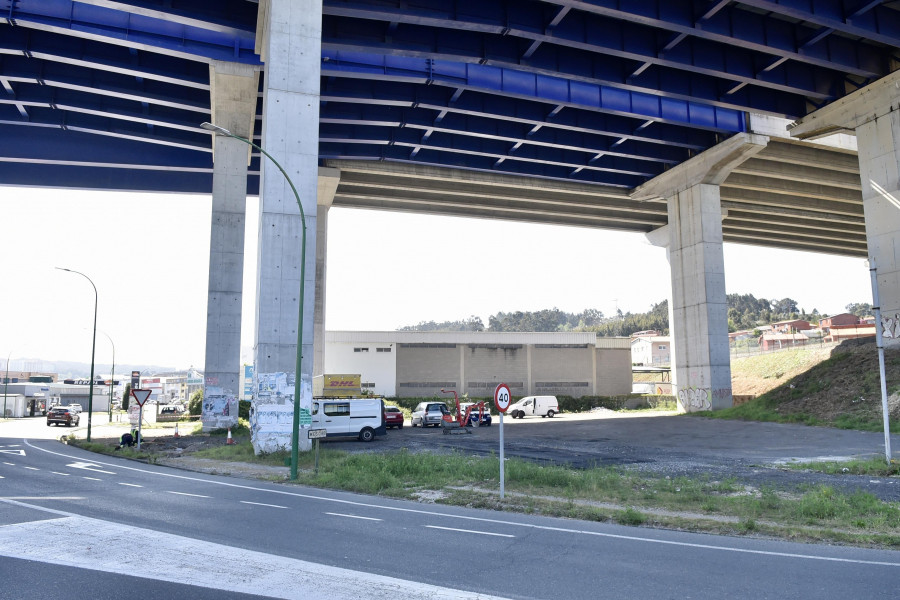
[311,398,386,442]
[508,395,559,419]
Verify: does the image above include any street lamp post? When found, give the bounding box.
[56,267,98,442]
[200,121,308,480]
[100,331,115,422]
[3,351,10,418]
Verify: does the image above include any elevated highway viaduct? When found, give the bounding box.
[1,1,898,449]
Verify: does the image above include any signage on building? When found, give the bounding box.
[131,371,140,388]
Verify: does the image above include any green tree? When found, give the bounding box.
[188,389,203,416]
[845,302,873,317]
[122,383,131,411]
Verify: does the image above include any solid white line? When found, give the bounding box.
[240,501,288,509]
[0,511,511,600]
[426,525,515,538]
[118,483,142,488]
[82,477,101,481]
[23,439,900,568]
[51,472,70,476]
[167,491,210,498]
[0,497,84,501]
[23,466,39,471]
[325,512,383,522]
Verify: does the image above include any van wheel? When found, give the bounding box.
[547,410,555,418]
[359,427,375,442]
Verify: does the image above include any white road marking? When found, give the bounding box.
[51,472,70,476]
[0,449,25,456]
[167,491,210,498]
[3,462,14,466]
[24,440,900,568]
[0,497,85,501]
[66,462,116,475]
[426,525,515,538]
[23,466,38,471]
[118,483,142,488]
[82,477,102,481]
[240,501,288,509]
[0,506,511,600]
[0,475,4,479]
[325,512,383,521]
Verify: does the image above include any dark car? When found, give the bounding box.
[46,407,80,427]
[384,405,404,429]
[461,402,492,427]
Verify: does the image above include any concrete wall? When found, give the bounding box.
[531,345,593,397]
[396,343,459,397]
[462,345,527,396]
[596,348,633,396]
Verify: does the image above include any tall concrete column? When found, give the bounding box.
[635,134,767,411]
[202,62,259,431]
[250,0,322,453]
[791,72,900,345]
[314,168,340,375]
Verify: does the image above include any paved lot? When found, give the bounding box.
[324,410,900,501]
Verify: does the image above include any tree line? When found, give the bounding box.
[399,295,873,336]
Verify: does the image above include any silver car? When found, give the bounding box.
[411,402,449,427]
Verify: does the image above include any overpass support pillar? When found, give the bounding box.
[315,168,340,375]
[250,0,322,453]
[202,62,259,431]
[791,72,900,344]
[635,134,767,411]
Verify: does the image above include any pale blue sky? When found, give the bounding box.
[2,186,871,368]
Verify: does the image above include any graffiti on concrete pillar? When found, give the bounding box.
[677,387,711,411]
[881,314,900,339]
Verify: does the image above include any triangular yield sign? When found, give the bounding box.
[131,388,152,406]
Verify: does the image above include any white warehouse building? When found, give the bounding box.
[324,331,633,399]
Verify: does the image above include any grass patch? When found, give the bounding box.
[784,457,900,478]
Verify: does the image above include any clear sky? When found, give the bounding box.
[2,186,872,371]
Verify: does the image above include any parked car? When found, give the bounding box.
[46,407,80,427]
[384,405,404,429]
[508,395,559,419]
[65,404,83,414]
[460,402,492,427]
[411,402,450,427]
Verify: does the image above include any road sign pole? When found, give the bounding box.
[499,411,505,499]
[137,405,143,450]
[494,383,511,500]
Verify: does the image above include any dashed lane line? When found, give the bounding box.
[240,501,288,509]
[167,491,210,498]
[325,512,383,521]
[118,483,142,488]
[426,525,515,538]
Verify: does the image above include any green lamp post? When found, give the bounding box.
[200,121,308,480]
[56,267,98,442]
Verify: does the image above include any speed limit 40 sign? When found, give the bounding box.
[494,383,512,413]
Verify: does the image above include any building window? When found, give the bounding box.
[658,345,667,350]
[376,347,391,353]
[353,347,369,353]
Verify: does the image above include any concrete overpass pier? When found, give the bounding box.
[635,134,768,412]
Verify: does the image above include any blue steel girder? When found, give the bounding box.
[735,0,900,47]
[540,1,893,81]
[319,123,660,180]
[319,119,667,177]
[322,16,809,118]
[322,1,877,110]
[2,0,261,64]
[321,51,747,132]
[319,97,691,165]
[320,77,721,151]
[0,52,211,112]
[0,25,211,90]
[319,143,642,187]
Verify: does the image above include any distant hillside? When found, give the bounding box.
[8,358,178,379]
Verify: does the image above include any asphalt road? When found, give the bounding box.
[2,416,900,599]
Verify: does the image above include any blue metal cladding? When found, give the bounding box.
[2,0,261,64]
[322,51,747,132]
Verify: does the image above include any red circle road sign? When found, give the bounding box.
[494,383,512,413]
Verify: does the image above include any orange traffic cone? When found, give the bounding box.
[226,428,235,445]
[173,423,180,438]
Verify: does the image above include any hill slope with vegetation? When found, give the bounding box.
[720,340,900,431]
